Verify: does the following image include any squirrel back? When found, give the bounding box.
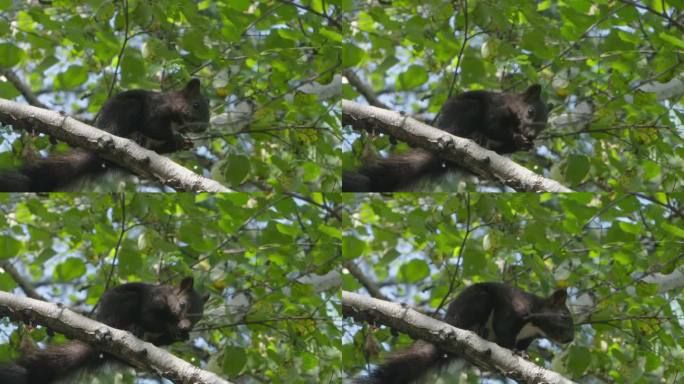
[356,282,573,384]
[342,85,550,192]
[0,79,209,192]
[0,277,208,384]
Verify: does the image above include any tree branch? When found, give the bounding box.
[342,69,390,109]
[0,291,229,384]
[0,98,231,192]
[342,291,576,384]
[0,68,47,108]
[342,100,572,192]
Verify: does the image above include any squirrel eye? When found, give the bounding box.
[192,102,201,109]
[527,106,535,117]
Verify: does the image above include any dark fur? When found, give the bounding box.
[0,79,210,192]
[0,277,209,384]
[356,282,574,384]
[343,85,550,192]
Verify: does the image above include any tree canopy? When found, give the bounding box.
[0,0,341,191]
[0,193,342,383]
[343,1,684,191]
[343,193,684,382]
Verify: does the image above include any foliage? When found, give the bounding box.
[343,0,684,191]
[0,0,341,191]
[343,193,684,383]
[0,192,342,384]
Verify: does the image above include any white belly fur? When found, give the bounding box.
[486,312,546,343]
[516,322,546,342]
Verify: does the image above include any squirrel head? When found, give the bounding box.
[527,288,575,344]
[171,78,211,134]
[508,84,550,151]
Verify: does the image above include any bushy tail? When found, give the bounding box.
[0,150,104,192]
[0,363,28,384]
[342,149,444,192]
[0,341,100,384]
[355,341,450,384]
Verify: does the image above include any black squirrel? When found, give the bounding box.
[342,85,551,191]
[356,282,574,384]
[0,78,210,192]
[0,277,209,384]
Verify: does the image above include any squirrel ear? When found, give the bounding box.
[549,289,568,305]
[179,277,195,291]
[522,84,542,101]
[183,78,201,95]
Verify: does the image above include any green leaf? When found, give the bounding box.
[119,247,143,275]
[567,346,591,376]
[225,0,251,11]
[54,257,86,281]
[661,223,684,238]
[0,81,21,98]
[659,32,684,49]
[276,222,299,236]
[222,345,247,376]
[399,259,430,283]
[343,43,365,67]
[56,65,88,89]
[564,155,590,185]
[318,224,342,239]
[302,162,321,182]
[343,236,366,259]
[319,27,342,43]
[225,155,250,185]
[0,43,24,67]
[0,236,21,259]
[397,65,428,91]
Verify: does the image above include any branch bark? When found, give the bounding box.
[342,99,573,192]
[0,98,232,192]
[0,291,230,384]
[342,291,576,384]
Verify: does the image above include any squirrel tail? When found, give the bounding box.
[342,149,444,192]
[0,341,100,384]
[0,150,104,192]
[355,341,450,384]
[0,363,28,384]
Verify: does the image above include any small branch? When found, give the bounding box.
[342,291,576,384]
[343,261,389,301]
[616,0,684,32]
[275,0,341,28]
[0,67,48,108]
[342,69,390,109]
[0,291,230,384]
[0,98,231,192]
[0,261,44,300]
[342,100,572,192]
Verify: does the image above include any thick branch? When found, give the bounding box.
[342,291,576,384]
[0,291,229,384]
[342,100,572,192]
[0,98,231,192]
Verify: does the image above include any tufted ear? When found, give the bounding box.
[179,276,194,292]
[522,84,542,101]
[182,78,201,95]
[549,289,567,306]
